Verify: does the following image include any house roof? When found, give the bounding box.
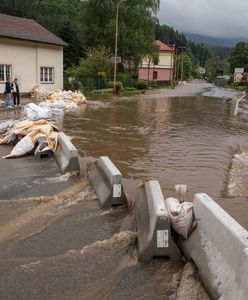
[155,40,174,52]
[0,13,67,46]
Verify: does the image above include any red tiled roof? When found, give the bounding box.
[155,40,174,52]
[0,13,67,46]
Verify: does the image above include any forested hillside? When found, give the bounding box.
[0,0,246,83]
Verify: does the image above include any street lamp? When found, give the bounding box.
[174,46,186,86]
[113,0,127,94]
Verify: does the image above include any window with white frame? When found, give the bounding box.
[40,67,54,83]
[0,65,11,82]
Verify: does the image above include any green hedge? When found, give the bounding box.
[137,80,148,90]
[107,81,123,91]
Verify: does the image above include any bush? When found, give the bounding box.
[236,86,248,92]
[92,88,113,94]
[137,80,148,90]
[124,87,136,91]
[64,77,85,92]
[107,81,123,91]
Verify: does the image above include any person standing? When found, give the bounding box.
[4,77,12,108]
[12,78,20,106]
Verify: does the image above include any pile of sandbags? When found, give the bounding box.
[32,87,87,107]
[23,103,64,121]
[0,119,59,159]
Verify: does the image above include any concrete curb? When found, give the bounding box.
[89,156,126,208]
[136,180,181,262]
[54,132,80,174]
[182,193,248,300]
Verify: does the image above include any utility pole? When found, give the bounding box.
[174,46,186,85]
[113,0,127,94]
[181,56,184,84]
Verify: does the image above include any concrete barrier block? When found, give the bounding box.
[182,193,248,300]
[34,136,53,159]
[54,132,80,174]
[89,156,126,208]
[136,180,181,262]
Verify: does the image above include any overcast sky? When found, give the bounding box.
[158,0,248,38]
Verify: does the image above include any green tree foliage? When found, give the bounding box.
[209,46,232,60]
[80,0,160,70]
[181,54,192,80]
[155,23,212,77]
[176,54,192,81]
[0,0,160,71]
[205,57,226,81]
[66,46,113,79]
[228,42,248,72]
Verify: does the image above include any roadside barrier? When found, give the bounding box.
[54,132,80,174]
[182,193,248,300]
[34,136,53,159]
[89,156,126,208]
[136,180,181,262]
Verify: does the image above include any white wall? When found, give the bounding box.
[37,44,64,91]
[140,51,174,69]
[0,38,64,93]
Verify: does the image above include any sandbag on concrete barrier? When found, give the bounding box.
[54,132,80,174]
[182,193,248,300]
[89,156,126,208]
[136,180,181,262]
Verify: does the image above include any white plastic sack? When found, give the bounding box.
[3,135,34,158]
[64,101,78,110]
[165,197,193,239]
[24,103,52,120]
[39,100,65,109]
[51,107,64,116]
[0,119,15,134]
[0,100,5,108]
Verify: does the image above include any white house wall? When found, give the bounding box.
[0,38,63,93]
[141,52,174,69]
[37,44,63,92]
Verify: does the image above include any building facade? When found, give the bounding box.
[0,13,67,94]
[138,40,174,84]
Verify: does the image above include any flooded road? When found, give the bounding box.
[0,81,246,299]
[62,85,248,229]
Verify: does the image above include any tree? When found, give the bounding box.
[228,42,248,72]
[205,57,225,81]
[66,46,113,79]
[80,0,160,71]
[177,54,192,81]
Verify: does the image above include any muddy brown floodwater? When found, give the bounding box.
[62,83,248,229]
[1,81,247,299]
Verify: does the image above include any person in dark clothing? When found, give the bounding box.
[4,77,12,108]
[12,78,20,106]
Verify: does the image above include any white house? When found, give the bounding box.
[138,40,174,84]
[0,13,67,94]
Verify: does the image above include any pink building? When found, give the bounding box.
[138,40,174,84]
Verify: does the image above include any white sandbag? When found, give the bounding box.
[39,100,65,109]
[3,135,34,158]
[0,119,16,134]
[64,101,78,110]
[51,107,64,116]
[24,103,52,120]
[0,100,5,108]
[165,197,193,239]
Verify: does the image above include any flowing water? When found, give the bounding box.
[61,93,248,229]
[1,86,248,299]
